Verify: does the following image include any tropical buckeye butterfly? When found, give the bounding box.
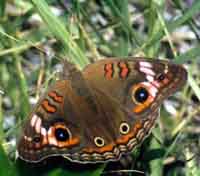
[17,57,187,163]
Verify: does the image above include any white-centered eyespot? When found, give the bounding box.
[53,123,72,142]
[119,122,130,135]
[132,85,149,104]
[94,137,105,147]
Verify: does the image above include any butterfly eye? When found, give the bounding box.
[94,137,105,147]
[133,87,149,104]
[119,122,130,135]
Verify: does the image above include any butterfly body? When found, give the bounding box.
[17,57,187,163]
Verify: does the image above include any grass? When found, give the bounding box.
[0,0,200,176]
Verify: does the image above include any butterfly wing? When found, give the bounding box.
[17,57,187,163]
[17,79,98,162]
[66,85,160,163]
[69,57,187,163]
[83,57,187,113]
[17,59,105,163]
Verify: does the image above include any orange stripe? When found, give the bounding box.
[48,91,63,103]
[82,143,114,154]
[116,133,134,144]
[42,136,48,145]
[118,62,129,78]
[104,63,114,79]
[42,100,56,113]
[116,121,143,144]
[133,96,154,113]
[82,122,144,154]
[58,137,80,148]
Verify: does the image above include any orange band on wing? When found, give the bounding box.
[104,63,114,79]
[118,62,129,78]
[57,137,80,148]
[48,91,63,103]
[116,133,133,144]
[133,96,154,113]
[82,122,144,154]
[42,99,56,113]
[116,121,143,144]
[82,143,114,154]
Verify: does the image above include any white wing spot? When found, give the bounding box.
[30,114,38,127]
[139,67,155,76]
[146,75,154,82]
[48,127,58,146]
[141,82,158,98]
[35,117,42,134]
[139,61,152,68]
[41,127,47,136]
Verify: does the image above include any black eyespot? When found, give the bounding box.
[134,87,149,103]
[96,138,103,145]
[122,125,128,131]
[157,73,165,81]
[94,137,105,147]
[119,122,130,134]
[33,136,41,143]
[55,128,70,142]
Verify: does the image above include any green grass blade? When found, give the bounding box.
[103,0,143,48]
[0,0,6,17]
[31,0,90,68]
[0,144,18,176]
[174,45,200,64]
[48,165,105,176]
[149,127,163,176]
[14,56,30,119]
[188,72,200,101]
[143,1,200,51]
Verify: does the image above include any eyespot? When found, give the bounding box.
[157,73,165,81]
[94,137,105,147]
[132,86,149,104]
[54,124,72,142]
[55,128,70,141]
[33,135,41,143]
[131,83,155,113]
[119,122,130,135]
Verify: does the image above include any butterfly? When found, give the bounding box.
[17,57,187,163]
